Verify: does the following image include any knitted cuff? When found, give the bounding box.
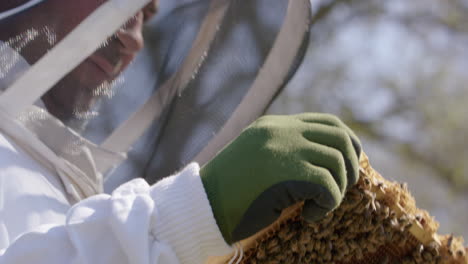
[150,163,233,264]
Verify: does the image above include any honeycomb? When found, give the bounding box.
[206,153,468,264]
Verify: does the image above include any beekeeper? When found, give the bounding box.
[0,0,362,263]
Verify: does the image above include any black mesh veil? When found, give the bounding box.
[144,0,291,183]
[86,0,312,190]
[144,0,311,184]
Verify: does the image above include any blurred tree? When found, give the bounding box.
[269,0,468,237]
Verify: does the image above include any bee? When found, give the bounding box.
[447,234,454,256]
[307,222,320,234]
[255,245,267,260]
[375,180,387,194]
[249,258,258,264]
[363,177,372,190]
[411,244,424,263]
[425,241,440,256]
[303,252,314,262]
[314,239,322,252]
[366,242,378,253]
[355,247,364,260]
[279,228,295,241]
[340,241,351,256]
[397,232,411,248]
[305,239,316,252]
[402,257,417,264]
[266,243,280,255]
[456,249,466,258]
[298,230,311,245]
[290,238,299,253]
[422,250,434,262]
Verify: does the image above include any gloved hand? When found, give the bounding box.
[200,113,362,244]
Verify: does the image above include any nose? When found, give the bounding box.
[116,11,145,54]
[143,0,158,21]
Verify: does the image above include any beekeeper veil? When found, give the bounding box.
[0,0,156,202]
[0,0,312,198]
[84,0,313,190]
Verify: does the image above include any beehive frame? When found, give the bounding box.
[206,153,467,264]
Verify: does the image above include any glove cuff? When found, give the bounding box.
[150,163,233,263]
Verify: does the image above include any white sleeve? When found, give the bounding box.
[0,163,233,264]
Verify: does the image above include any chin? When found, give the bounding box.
[42,70,104,125]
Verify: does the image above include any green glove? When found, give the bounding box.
[200,113,361,244]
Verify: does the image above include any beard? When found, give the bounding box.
[41,58,116,132]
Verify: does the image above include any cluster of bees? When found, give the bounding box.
[239,156,467,264]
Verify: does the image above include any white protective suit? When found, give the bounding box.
[0,0,311,262]
[0,0,233,263]
[0,136,231,263]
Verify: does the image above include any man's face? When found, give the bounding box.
[0,0,158,123]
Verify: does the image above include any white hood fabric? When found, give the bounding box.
[0,40,126,203]
[0,131,232,263]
